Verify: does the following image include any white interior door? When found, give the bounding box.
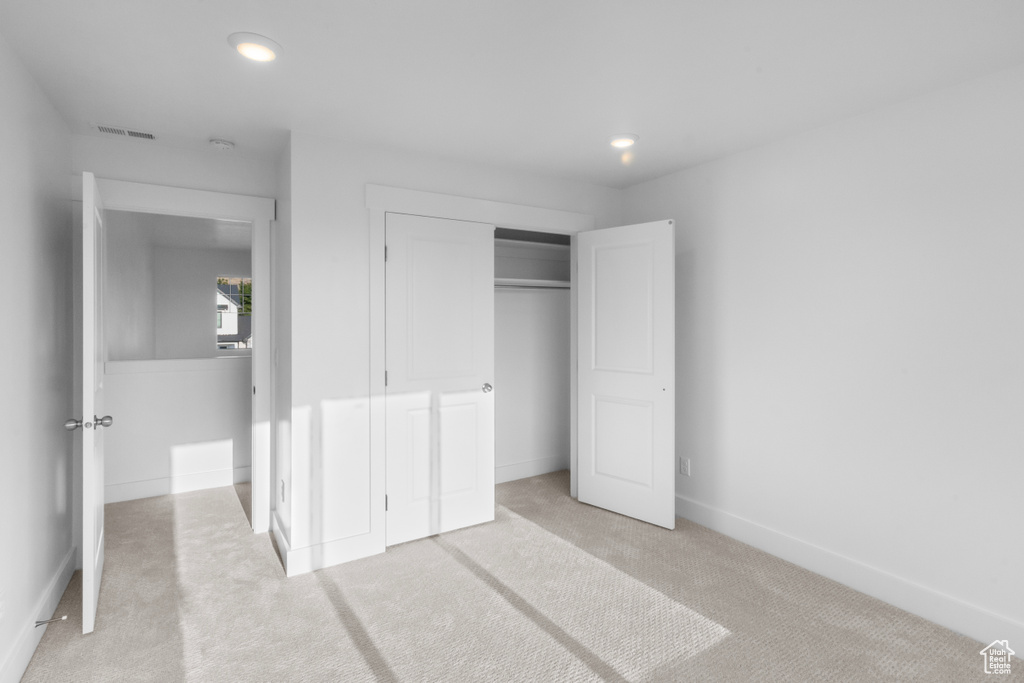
[577,220,676,529]
[385,212,495,546]
[81,172,110,632]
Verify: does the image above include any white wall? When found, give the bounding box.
[72,134,278,198]
[276,132,621,564]
[103,359,252,503]
[105,238,251,360]
[494,240,571,281]
[153,247,250,359]
[105,220,155,361]
[495,288,571,482]
[623,64,1024,646]
[0,33,75,683]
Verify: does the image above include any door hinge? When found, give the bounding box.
[385,495,388,511]
[385,371,388,386]
[384,245,388,262]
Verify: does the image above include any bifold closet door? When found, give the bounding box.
[385,212,495,546]
[577,220,676,529]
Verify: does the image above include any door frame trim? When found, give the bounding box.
[366,184,594,524]
[79,178,275,533]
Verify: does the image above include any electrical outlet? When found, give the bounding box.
[680,457,691,477]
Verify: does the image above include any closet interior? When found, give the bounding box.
[493,228,571,484]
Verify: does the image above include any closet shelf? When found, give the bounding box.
[494,278,570,290]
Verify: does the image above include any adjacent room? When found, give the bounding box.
[102,210,255,505]
[1,2,1021,681]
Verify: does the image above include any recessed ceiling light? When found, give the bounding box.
[228,32,282,62]
[610,134,638,149]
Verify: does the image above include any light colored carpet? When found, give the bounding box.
[23,471,1008,682]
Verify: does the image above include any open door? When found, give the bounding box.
[385,212,495,546]
[79,172,112,632]
[577,220,675,529]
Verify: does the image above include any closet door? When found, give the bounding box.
[577,220,675,529]
[385,213,495,546]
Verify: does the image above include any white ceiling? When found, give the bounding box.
[3,1,1024,188]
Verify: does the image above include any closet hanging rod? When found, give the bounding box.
[494,278,570,290]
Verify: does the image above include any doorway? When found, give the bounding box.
[493,228,572,484]
[101,209,255,511]
[73,176,274,631]
[72,177,274,549]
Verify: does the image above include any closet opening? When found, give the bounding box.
[493,227,572,485]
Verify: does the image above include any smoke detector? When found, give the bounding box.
[209,138,235,152]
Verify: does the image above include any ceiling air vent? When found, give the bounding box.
[95,124,156,140]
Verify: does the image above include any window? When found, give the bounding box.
[216,276,252,350]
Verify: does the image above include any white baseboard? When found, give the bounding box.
[0,546,75,683]
[675,494,1024,647]
[271,510,292,573]
[106,466,252,503]
[496,456,567,484]
[271,510,383,577]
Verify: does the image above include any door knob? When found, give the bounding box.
[65,416,113,430]
[482,383,493,393]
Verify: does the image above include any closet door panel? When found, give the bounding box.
[577,220,675,529]
[385,213,495,545]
